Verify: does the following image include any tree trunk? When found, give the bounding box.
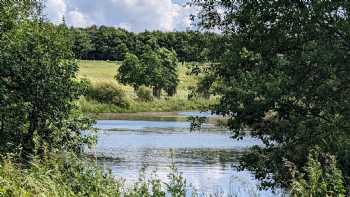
[133,85,139,92]
[166,87,177,97]
[22,111,37,161]
[0,114,4,135]
[153,86,161,98]
[203,91,210,99]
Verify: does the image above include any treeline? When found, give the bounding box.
[70,26,222,62]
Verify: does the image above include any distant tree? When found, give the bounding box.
[95,26,129,60]
[68,25,221,62]
[117,53,145,90]
[71,28,94,59]
[158,48,179,96]
[141,50,163,98]
[117,48,179,98]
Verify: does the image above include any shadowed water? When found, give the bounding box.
[89,112,286,196]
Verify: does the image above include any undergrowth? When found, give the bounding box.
[0,153,192,197]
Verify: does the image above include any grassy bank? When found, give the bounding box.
[77,60,217,114]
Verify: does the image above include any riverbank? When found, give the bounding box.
[86,111,227,126]
[78,96,217,114]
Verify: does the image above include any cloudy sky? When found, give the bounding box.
[44,0,194,32]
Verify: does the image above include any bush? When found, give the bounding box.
[0,153,122,197]
[136,86,153,102]
[290,148,346,196]
[86,82,130,108]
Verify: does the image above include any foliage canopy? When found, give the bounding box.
[0,0,94,159]
[117,48,179,98]
[192,0,350,192]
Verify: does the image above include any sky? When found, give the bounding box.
[44,0,194,32]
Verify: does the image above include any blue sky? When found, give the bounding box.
[45,0,194,32]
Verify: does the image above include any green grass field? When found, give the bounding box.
[78,60,119,83]
[77,60,216,114]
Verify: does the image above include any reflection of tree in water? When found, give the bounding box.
[188,116,208,131]
[173,148,241,166]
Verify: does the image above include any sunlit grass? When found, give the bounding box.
[78,96,217,114]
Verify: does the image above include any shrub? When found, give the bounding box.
[290,148,346,196]
[86,82,130,108]
[136,86,153,102]
[0,153,122,197]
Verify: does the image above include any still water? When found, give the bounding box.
[90,112,286,197]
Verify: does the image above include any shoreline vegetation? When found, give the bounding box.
[0,153,192,197]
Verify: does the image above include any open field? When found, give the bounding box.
[78,60,119,83]
[77,60,216,114]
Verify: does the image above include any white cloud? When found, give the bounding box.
[110,0,191,31]
[66,10,93,27]
[118,22,132,31]
[45,0,66,24]
[44,0,194,31]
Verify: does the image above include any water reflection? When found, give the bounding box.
[89,114,286,196]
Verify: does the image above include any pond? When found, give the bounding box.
[89,112,286,197]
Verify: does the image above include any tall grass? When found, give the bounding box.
[78,96,217,114]
[0,154,122,197]
[0,153,192,197]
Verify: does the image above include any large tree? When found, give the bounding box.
[117,48,179,98]
[192,0,350,192]
[117,53,145,90]
[0,0,93,159]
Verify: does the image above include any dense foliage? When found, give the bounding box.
[70,26,222,62]
[0,0,94,159]
[117,48,179,98]
[192,0,350,194]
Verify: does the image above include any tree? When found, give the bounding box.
[94,26,129,60]
[117,53,145,90]
[71,28,94,59]
[0,0,93,159]
[141,50,163,98]
[158,48,179,96]
[141,48,179,98]
[192,0,350,192]
[68,26,222,62]
[117,48,179,98]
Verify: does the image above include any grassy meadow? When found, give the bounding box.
[77,60,216,114]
